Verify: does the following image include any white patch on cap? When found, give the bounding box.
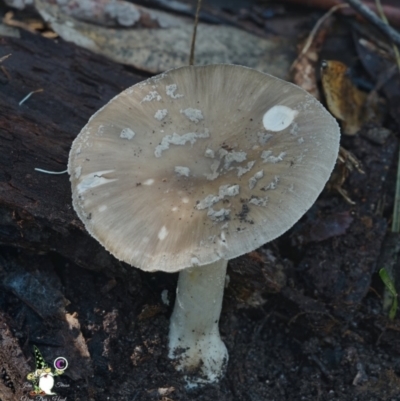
[141,91,161,103]
[174,166,190,177]
[261,150,286,163]
[219,184,240,198]
[74,166,82,179]
[154,109,168,121]
[249,196,269,207]
[182,197,189,204]
[166,84,183,99]
[221,231,226,241]
[206,160,220,181]
[171,206,179,212]
[248,170,264,190]
[205,148,215,158]
[191,257,200,266]
[262,176,279,190]
[77,170,116,194]
[219,148,228,158]
[154,130,210,157]
[257,132,273,145]
[98,205,107,212]
[180,108,204,123]
[207,208,230,222]
[296,153,305,163]
[298,137,304,144]
[158,226,168,240]
[263,105,298,132]
[224,151,247,169]
[120,128,135,140]
[237,161,255,177]
[143,179,155,186]
[290,122,299,136]
[196,185,239,211]
[152,72,167,83]
[97,125,105,136]
[196,194,220,210]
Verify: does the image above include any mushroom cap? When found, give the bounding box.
[68,65,340,273]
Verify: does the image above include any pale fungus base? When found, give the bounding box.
[68,64,340,386]
[68,65,340,273]
[169,259,228,386]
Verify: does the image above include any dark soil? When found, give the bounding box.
[1,4,400,401]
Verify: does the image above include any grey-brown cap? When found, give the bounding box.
[68,64,340,272]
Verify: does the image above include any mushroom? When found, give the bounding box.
[68,65,340,386]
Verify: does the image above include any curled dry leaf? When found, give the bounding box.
[291,34,325,98]
[321,60,367,135]
[291,10,337,99]
[34,0,295,77]
[321,60,385,135]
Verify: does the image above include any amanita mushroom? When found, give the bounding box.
[68,65,340,386]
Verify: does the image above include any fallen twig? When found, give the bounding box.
[189,0,202,66]
[34,168,68,174]
[344,0,400,46]
[1,66,11,81]
[18,88,43,106]
[0,53,11,63]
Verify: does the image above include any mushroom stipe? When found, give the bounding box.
[68,64,340,386]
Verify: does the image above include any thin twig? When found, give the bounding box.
[189,0,202,66]
[344,0,400,46]
[1,66,11,81]
[0,54,11,63]
[18,89,43,106]
[34,168,68,175]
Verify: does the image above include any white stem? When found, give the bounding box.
[168,259,228,387]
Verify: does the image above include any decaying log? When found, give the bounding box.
[0,31,147,271]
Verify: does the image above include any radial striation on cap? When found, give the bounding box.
[68,65,340,272]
